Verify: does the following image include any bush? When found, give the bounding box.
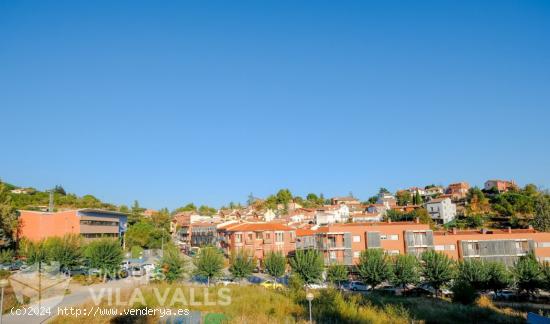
[159,247,187,283]
[451,281,478,305]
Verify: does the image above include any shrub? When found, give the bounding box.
[289,249,324,284]
[159,246,187,283]
[263,251,286,281]
[451,281,478,305]
[228,250,255,282]
[356,249,391,290]
[193,246,224,285]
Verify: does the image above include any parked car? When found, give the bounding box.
[419,284,452,297]
[129,266,145,277]
[347,281,370,291]
[403,287,432,297]
[142,263,156,273]
[306,283,327,290]
[261,281,283,290]
[217,278,238,286]
[492,290,515,300]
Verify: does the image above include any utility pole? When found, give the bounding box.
[48,189,54,212]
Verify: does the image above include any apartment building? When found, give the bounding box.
[484,180,517,192]
[446,182,470,200]
[312,220,550,267]
[314,205,350,225]
[18,209,128,241]
[433,227,550,265]
[190,222,219,247]
[424,197,457,224]
[315,221,430,265]
[296,228,317,250]
[218,222,296,262]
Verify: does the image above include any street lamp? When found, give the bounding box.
[306,292,314,324]
[0,279,9,324]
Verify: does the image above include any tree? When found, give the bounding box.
[83,238,124,282]
[391,254,420,289]
[53,185,66,195]
[513,253,542,296]
[289,249,324,284]
[128,200,145,225]
[193,246,224,286]
[379,188,390,195]
[541,262,550,291]
[326,264,348,288]
[413,191,423,205]
[356,249,391,290]
[0,182,18,247]
[456,259,490,289]
[229,251,255,283]
[19,239,47,265]
[486,261,513,294]
[264,251,286,281]
[421,250,455,297]
[0,249,14,264]
[198,205,217,216]
[125,221,155,249]
[45,235,83,270]
[159,246,187,283]
[174,203,197,213]
[532,193,550,232]
[396,191,412,206]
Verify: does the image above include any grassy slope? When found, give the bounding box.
[50,284,525,324]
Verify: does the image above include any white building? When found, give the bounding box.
[376,193,397,209]
[263,209,276,222]
[314,205,350,225]
[424,197,456,224]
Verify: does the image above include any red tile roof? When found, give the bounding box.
[224,222,294,232]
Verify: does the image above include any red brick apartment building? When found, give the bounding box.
[446,182,470,200]
[18,209,128,241]
[314,221,550,265]
[218,222,296,263]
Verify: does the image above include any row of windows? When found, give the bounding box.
[80,220,119,226]
[234,231,290,243]
[81,233,118,238]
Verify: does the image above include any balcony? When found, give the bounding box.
[263,238,273,244]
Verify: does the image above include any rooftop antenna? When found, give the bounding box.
[48,189,54,212]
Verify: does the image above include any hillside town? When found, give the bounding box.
[6,178,549,272]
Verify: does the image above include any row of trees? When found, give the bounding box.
[201,247,550,303]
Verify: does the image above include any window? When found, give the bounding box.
[235,234,242,243]
[353,235,361,243]
[329,251,337,259]
[265,233,271,239]
[388,234,398,241]
[539,242,550,248]
[81,233,118,238]
[380,234,387,240]
[80,220,118,226]
[248,233,254,241]
[435,245,445,251]
[353,251,360,258]
[256,232,263,239]
[275,232,284,243]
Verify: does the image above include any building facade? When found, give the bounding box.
[18,209,128,241]
[424,197,457,224]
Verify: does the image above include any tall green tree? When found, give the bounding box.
[229,251,255,282]
[45,235,83,270]
[356,249,391,290]
[0,182,18,247]
[486,261,513,294]
[264,251,286,281]
[532,194,550,232]
[456,259,490,289]
[193,246,224,286]
[84,238,124,282]
[513,253,542,296]
[541,262,550,292]
[289,249,324,284]
[391,254,421,289]
[326,264,348,288]
[160,246,187,283]
[128,200,145,225]
[421,250,456,297]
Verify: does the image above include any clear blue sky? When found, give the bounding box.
[1,1,549,210]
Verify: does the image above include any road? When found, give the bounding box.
[2,276,148,324]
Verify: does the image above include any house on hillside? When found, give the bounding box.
[424,197,456,224]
